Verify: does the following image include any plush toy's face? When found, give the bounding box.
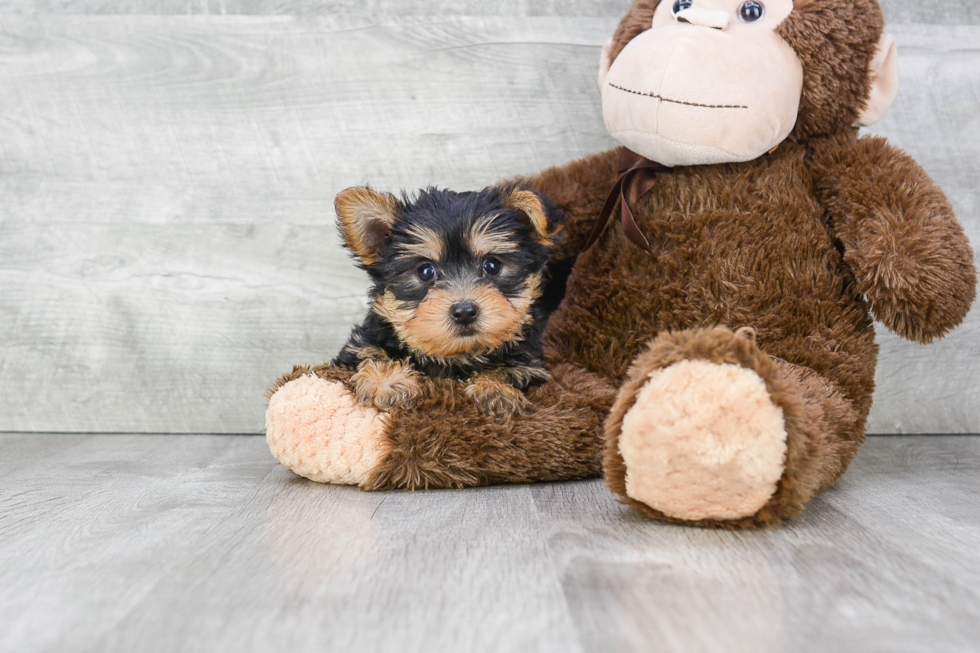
[599,0,899,167]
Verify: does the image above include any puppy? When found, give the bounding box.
[333,184,563,417]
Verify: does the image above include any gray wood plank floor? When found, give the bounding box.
[1,433,978,653]
[1,1,978,435]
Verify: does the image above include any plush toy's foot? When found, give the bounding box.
[266,372,390,485]
[618,357,787,521]
[605,327,856,528]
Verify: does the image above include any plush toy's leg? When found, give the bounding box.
[604,327,864,528]
[266,362,617,489]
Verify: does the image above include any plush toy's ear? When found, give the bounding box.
[503,187,562,246]
[856,33,899,127]
[597,37,614,90]
[335,187,401,266]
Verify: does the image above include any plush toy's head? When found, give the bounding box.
[598,0,899,166]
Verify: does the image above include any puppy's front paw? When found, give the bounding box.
[352,358,421,410]
[465,374,529,418]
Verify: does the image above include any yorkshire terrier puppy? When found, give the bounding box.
[333,184,563,417]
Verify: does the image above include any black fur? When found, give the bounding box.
[334,184,564,390]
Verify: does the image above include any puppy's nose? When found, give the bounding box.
[450,301,479,326]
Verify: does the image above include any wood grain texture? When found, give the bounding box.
[1,433,978,652]
[0,0,977,24]
[4,0,633,16]
[0,16,977,433]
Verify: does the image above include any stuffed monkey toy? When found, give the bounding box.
[266,0,976,527]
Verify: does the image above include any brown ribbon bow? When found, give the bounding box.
[583,148,671,251]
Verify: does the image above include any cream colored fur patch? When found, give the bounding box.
[619,360,787,521]
[266,375,390,485]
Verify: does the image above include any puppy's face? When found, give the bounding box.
[336,185,560,358]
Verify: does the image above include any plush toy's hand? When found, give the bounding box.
[843,201,975,343]
[351,358,422,410]
[464,372,530,418]
[811,134,977,343]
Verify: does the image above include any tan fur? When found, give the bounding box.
[354,345,388,361]
[467,214,520,256]
[504,189,563,246]
[372,290,417,338]
[335,187,401,265]
[398,224,445,262]
[498,363,550,388]
[464,370,530,417]
[373,275,542,358]
[404,289,464,356]
[351,357,421,410]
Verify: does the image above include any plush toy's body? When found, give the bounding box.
[267,0,976,527]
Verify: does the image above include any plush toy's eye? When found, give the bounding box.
[738,0,765,22]
[482,257,502,276]
[417,263,437,282]
[672,0,694,15]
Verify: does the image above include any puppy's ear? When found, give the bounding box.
[502,187,563,246]
[335,187,401,266]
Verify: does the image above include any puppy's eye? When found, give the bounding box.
[482,257,502,276]
[417,263,437,282]
[738,0,764,22]
[672,0,693,15]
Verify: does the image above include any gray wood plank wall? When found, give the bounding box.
[1,1,978,434]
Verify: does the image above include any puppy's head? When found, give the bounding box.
[335,184,562,358]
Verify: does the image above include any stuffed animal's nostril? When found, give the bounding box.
[450,301,479,325]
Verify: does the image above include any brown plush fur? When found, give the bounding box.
[366,363,616,490]
[269,361,615,489]
[603,327,863,528]
[531,149,621,261]
[270,0,976,527]
[809,133,977,342]
[778,0,884,142]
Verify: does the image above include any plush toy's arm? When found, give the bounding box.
[520,148,621,262]
[809,133,976,343]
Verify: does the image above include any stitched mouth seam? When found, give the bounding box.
[609,83,748,110]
